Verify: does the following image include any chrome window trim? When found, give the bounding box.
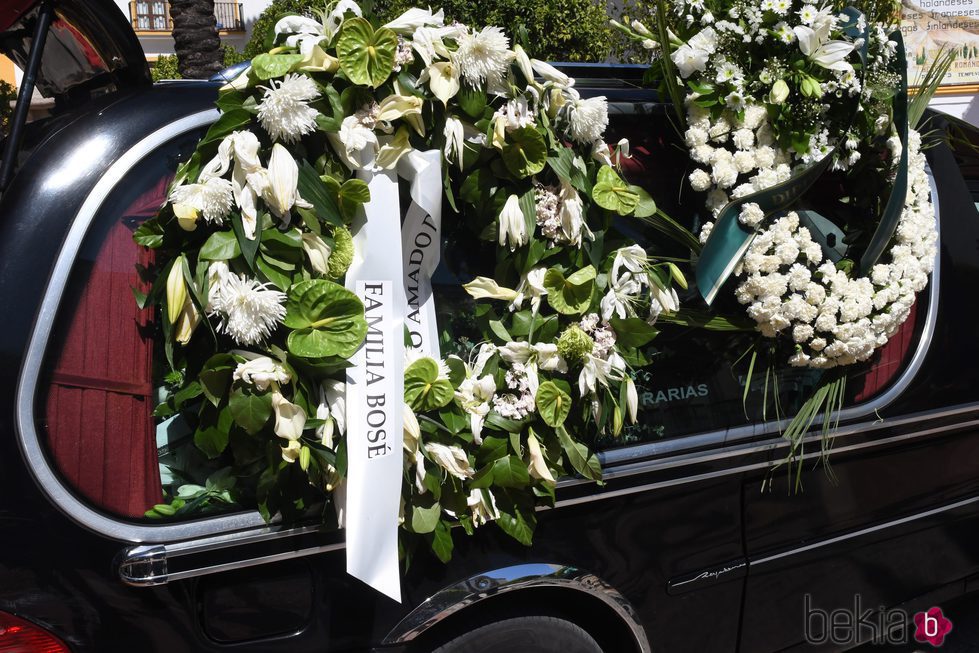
[13,110,948,552]
[600,164,942,467]
[380,563,651,652]
[14,109,274,543]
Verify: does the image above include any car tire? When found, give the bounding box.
[430,615,604,653]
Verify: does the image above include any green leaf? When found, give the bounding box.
[491,455,530,488]
[404,358,454,412]
[631,185,657,218]
[194,405,233,459]
[496,496,535,546]
[476,435,509,467]
[199,353,236,406]
[536,381,571,427]
[284,279,367,358]
[556,426,602,482]
[228,387,273,435]
[458,83,487,118]
[428,519,454,562]
[501,127,547,178]
[230,211,262,270]
[133,219,164,248]
[199,230,241,261]
[297,163,344,226]
[609,317,659,348]
[592,165,640,215]
[256,255,293,290]
[251,52,304,80]
[336,18,398,88]
[338,178,371,221]
[200,109,252,146]
[411,502,442,534]
[543,265,595,315]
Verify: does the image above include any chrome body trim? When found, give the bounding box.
[600,164,942,468]
[381,563,651,653]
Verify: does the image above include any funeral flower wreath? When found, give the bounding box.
[136,1,685,566]
[615,0,939,477]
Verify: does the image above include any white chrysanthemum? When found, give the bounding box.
[453,25,513,86]
[210,274,287,345]
[567,96,609,144]
[169,177,234,224]
[257,73,321,143]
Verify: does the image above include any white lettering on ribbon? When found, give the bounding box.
[399,150,443,358]
[344,162,405,603]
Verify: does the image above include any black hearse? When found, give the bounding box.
[2,1,979,651]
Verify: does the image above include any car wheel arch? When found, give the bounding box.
[383,563,650,653]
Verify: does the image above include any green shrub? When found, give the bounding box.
[245,0,611,62]
[152,45,249,82]
[1,80,16,136]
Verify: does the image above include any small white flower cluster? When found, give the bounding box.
[492,362,537,419]
[577,312,626,399]
[734,130,936,368]
[533,182,591,247]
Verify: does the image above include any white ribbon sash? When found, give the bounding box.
[399,150,443,358]
[343,150,443,601]
[345,163,406,603]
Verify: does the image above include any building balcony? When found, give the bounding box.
[129,2,244,34]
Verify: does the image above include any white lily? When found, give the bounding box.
[281,439,302,463]
[232,354,291,392]
[376,93,425,135]
[510,266,548,314]
[498,194,527,251]
[421,60,460,104]
[424,442,475,480]
[558,180,591,246]
[324,0,362,41]
[526,431,555,483]
[463,276,519,301]
[260,143,313,221]
[301,232,332,275]
[455,373,496,444]
[499,341,568,373]
[271,391,307,441]
[376,126,413,169]
[315,379,345,446]
[467,488,500,526]
[383,7,444,33]
[578,353,625,396]
[793,25,854,71]
[443,115,466,171]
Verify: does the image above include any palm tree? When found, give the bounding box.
[169,0,225,79]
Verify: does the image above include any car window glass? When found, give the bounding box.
[35,127,213,520]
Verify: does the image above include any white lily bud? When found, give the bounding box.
[272,391,307,441]
[403,404,421,454]
[174,298,199,346]
[625,376,639,424]
[527,431,556,483]
[166,258,188,326]
[301,232,333,275]
[769,79,790,105]
[513,44,535,85]
[424,442,475,480]
[463,276,519,301]
[233,355,291,392]
[498,194,527,251]
[281,439,302,464]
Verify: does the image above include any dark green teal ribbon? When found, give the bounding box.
[695,8,871,305]
[858,31,908,274]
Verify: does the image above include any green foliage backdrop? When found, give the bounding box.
[244,0,611,61]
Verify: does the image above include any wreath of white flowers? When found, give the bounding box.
[618,0,938,370]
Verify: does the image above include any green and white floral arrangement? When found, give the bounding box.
[615,0,939,481]
[135,0,686,573]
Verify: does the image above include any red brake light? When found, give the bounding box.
[0,611,70,653]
